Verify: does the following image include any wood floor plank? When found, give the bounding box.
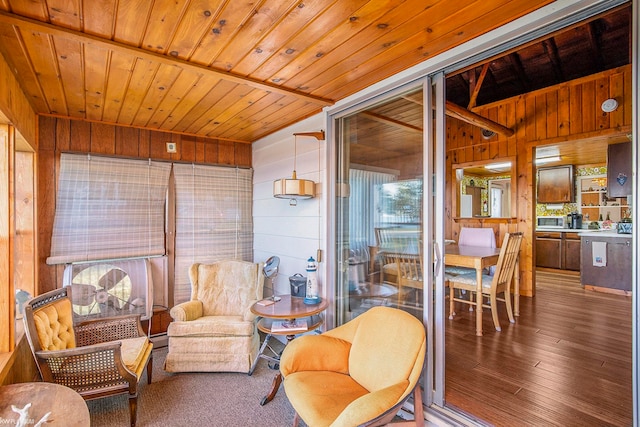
[445,269,632,426]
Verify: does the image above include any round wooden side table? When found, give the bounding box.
[250,294,329,405]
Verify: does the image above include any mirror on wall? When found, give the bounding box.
[453,158,516,218]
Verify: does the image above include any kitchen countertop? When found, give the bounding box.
[578,230,632,238]
[536,227,584,233]
[536,227,632,238]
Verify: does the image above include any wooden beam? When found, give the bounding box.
[508,52,531,93]
[402,95,514,137]
[586,21,605,70]
[0,11,334,108]
[360,111,423,133]
[542,38,565,83]
[445,101,514,137]
[467,64,490,109]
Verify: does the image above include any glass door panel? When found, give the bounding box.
[334,86,425,325]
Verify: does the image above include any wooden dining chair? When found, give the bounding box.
[393,253,423,306]
[448,232,523,332]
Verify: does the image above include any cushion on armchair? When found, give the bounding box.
[191,261,261,317]
[32,298,76,350]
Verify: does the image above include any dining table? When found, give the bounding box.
[445,244,514,336]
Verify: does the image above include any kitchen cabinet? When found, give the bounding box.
[535,231,581,271]
[578,175,629,223]
[535,232,562,269]
[581,232,631,292]
[607,141,632,198]
[563,233,581,271]
[537,165,574,203]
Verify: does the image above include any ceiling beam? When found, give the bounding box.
[360,111,423,133]
[445,101,514,137]
[586,21,605,70]
[402,95,515,138]
[467,63,490,109]
[0,11,334,107]
[542,38,565,83]
[507,52,531,93]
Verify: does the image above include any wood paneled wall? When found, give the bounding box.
[0,53,36,147]
[446,65,632,297]
[37,116,252,294]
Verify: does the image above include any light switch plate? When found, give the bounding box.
[166,142,177,153]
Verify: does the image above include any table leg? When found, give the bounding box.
[249,333,274,376]
[475,267,483,336]
[260,373,283,406]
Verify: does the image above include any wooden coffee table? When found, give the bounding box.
[250,294,329,405]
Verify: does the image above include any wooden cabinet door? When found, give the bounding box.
[537,165,574,203]
[563,236,581,271]
[581,237,632,291]
[535,233,562,269]
[607,142,632,198]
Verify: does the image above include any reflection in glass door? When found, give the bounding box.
[334,86,425,327]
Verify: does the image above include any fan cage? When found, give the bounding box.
[62,258,153,321]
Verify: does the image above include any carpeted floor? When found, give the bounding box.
[88,342,299,427]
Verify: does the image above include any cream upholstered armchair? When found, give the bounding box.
[23,287,153,427]
[280,306,426,427]
[164,260,264,373]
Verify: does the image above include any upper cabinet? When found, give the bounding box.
[607,142,632,198]
[537,165,574,203]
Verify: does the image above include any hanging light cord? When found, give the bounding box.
[293,135,298,178]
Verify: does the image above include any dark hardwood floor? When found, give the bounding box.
[445,269,632,427]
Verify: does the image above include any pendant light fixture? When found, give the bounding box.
[273,131,324,205]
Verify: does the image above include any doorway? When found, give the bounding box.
[441,4,634,425]
[328,1,637,424]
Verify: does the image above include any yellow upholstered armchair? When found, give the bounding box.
[280,306,426,427]
[164,260,264,373]
[23,287,153,427]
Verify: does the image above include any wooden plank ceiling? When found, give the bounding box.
[348,4,632,172]
[0,0,556,143]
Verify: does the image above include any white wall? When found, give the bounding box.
[252,114,327,298]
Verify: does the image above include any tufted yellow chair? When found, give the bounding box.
[280,306,426,427]
[23,287,153,427]
[164,260,264,373]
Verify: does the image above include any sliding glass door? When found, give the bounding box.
[331,75,448,410]
[333,84,425,326]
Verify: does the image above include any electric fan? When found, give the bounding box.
[63,258,153,321]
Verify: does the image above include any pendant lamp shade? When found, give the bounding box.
[273,131,324,201]
[273,172,315,200]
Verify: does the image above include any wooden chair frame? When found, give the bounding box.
[23,287,153,427]
[448,232,523,332]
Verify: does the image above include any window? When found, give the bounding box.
[348,168,396,248]
[47,154,172,264]
[173,164,253,304]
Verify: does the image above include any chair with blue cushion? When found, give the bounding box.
[448,232,523,332]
